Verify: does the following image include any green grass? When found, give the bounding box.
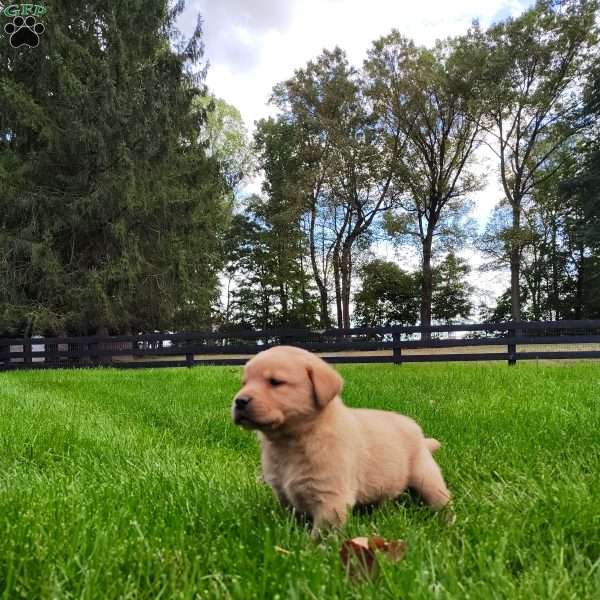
[0,363,599,599]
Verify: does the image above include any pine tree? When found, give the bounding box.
[0,1,230,335]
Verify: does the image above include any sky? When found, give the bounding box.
[177,0,535,310]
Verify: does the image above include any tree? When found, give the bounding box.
[268,54,340,327]
[324,50,405,329]
[481,0,598,321]
[254,119,318,328]
[219,211,277,331]
[354,254,472,328]
[559,54,600,317]
[0,1,231,336]
[478,31,600,322]
[271,48,405,328]
[219,196,319,331]
[432,253,474,323]
[354,260,420,327]
[195,94,254,192]
[481,288,532,323]
[365,31,484,335]
[521,153,584,320]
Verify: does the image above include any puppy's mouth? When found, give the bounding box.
[233,413,278,430]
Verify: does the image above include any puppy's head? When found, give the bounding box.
[231,346,343,434]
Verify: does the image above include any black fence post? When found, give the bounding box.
[507,323,517,366]
[24,339,32,366]
[392,332,402,365]
[507,342,516,366]
[89,341,99,366]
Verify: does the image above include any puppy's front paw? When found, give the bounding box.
[311,502,348,537]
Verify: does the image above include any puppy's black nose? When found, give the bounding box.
[235,397,251,410]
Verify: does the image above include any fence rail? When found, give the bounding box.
[2,320,600,371]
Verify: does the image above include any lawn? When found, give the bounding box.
[0,363,598,599]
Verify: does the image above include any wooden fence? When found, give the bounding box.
[2,320,600,371]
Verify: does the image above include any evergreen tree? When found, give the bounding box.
[220,195,319,331]
[0,0,230,336]
[431,253,474,324]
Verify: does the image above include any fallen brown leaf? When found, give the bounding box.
[340,537,376,580]
[367,536,407,562]
[340,536,407,581]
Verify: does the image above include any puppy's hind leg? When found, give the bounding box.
[409,450,451,509]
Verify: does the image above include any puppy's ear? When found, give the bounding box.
[307,357,343,408]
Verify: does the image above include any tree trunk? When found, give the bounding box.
[299,254,309,325]
[341,245,352,330]
[318,290,330,328]
[510,203,522,322]
[279,282,288,325]
[420,234,434,341]
[96,325,111,365]
[575,242,585,319]
[308,202,330,328]
[261,287,270,331]
[527,245,541,320]
[224,275,232,326]
[340,248,352,329]
[551,214,559,319]
[333,243,343,328]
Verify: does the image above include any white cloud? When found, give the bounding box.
[180,0,533,128]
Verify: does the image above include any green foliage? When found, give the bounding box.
[479,0,599,320]
[366,31,484,327]
[483,288,533,323]
[354,260,420,327]
[558,56,600,318]
[354,255,473,327]
[220,196,319,330]
[1,2,599,333]
[195,94,254,191]
[0,1,231,336]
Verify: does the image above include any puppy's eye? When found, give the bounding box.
[269,378,284,387]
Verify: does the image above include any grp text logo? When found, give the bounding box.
[2,4,47,48]
[3,4,46,17]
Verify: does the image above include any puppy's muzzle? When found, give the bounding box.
[233,396,252,425]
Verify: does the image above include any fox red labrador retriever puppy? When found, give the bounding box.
[232,346,450,535]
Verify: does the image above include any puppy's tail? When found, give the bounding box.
[425,438,441,453]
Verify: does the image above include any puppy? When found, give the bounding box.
[231,346,450,534]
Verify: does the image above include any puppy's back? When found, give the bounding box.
[352,407,424,445]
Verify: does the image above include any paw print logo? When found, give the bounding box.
[4,16,45,48]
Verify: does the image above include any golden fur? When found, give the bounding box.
[231,346,450,534]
